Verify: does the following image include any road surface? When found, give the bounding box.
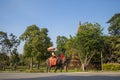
[0,72,120,80]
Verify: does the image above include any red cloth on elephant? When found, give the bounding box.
[60,53,65,60]
[49,57,57,66]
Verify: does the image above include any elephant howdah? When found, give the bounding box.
[49,57,57,66]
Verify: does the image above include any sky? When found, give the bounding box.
[0,0,120,53]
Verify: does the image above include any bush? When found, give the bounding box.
[103,63,120,71]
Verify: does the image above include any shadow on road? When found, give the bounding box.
[3,75,120,80]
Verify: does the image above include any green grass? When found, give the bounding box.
[1,65,120,73]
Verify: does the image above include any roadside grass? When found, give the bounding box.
[0,66,120,73]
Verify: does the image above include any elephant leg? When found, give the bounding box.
[60,67,62,72]
[46,66,51,73]
[46,66,49,73]
[54,66,58,72]
[60,65,64,72]
[48,66,51,72]
[46,67,48,72]
[65,64,68,72]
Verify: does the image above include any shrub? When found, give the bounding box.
[103,63,120,71]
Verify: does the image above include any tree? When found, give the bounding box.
[9,33,20,53]
[0,31,10,54]
[0,31,20,70]
[8,33,20,70]
[56,36,68,54]
[19,54,26,66]
[36,28,52,69]
[102,36,120,63]
[65,35,76,58]
[106,13,120,63]
[10,49,20,70]
[20,25,41,70]
[20,25,52,70]
[75,22,103,71]
[0,53,9,70]
[107,13,120,36]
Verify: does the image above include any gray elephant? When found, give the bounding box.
[46,56,69,72]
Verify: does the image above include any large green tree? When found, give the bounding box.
[0,31,20,70]
[75,22,103,71]
[9,33,20,70]
[106,13,120,63]
[0,32,9,70]
[20,25,52,70]
[36,28,52,69]
[20,25,41,70]
[107,13,120,36]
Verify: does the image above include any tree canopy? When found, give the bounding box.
[107,13,120,36]
[19,24,52,70]
[75,22,103,71]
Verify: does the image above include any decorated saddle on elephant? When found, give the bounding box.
[49,56,57,66]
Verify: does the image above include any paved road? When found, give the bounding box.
[0,72,120,80]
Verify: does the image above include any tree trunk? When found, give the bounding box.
[81,63,85,71]
[3,63,5,71]
[30,57,33,70]
[13,63,17,71]
[37,60,40,70]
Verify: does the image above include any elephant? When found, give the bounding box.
[46,56,69,72]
